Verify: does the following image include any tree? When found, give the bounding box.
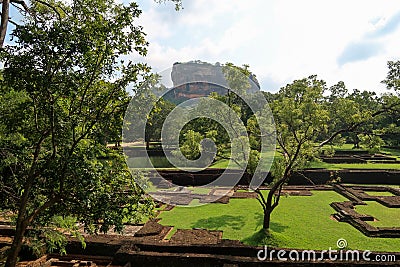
[145,98,176,149]
[193,65,328,232]
[192,64,265,173]
[0,1,154,266]
[380,60,400,146]
[154,0,183,11]
[173,99,246,169]
[321,83,380,148]
[255,75,329,230]
[258,63,400,231]
[259,70,399,231]
[0,0,183,48]
[176,130,204,160]
[382,60,400,93]
[0,0,66,48]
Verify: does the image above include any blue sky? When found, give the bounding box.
[133,0,400,93]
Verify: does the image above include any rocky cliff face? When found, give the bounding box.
[163,61,260,104]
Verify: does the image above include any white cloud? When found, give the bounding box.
[133,0,400,94]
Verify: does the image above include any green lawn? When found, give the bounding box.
[308,161,400,170]
[355,201,400,228]
[126,156,174,169]
[364,191,395,197]
[209,158,232,169]
[310,145,400,170]
[332,144,365,151]
[158,191,400,251]
[188,186,213,195]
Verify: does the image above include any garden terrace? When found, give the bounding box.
[331,185,400,237]
[148,169,400,187]
[8,231,400,267]
[2,186,400,266]
[320,154,399,164]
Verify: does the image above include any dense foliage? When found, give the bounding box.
[0,0,155,265]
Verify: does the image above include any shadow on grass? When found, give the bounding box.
[253,213,288,233]
[242,225,288,247]
[191,215,245,230]
[241,213,289,246]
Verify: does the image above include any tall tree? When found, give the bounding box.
[258,62,400,231]
[0,0,66,48]
[0,0,183,48]
[145,98,176,149]
[255,75,329,230]
[0,1,154,266]
[378,61,400,147]
[383,60,400,93]
[322,83,380,148]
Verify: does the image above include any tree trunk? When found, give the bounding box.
[5,218,28,267]
[0,0,10,47]
[263,209,271,230]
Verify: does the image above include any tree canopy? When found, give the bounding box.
[0,0,155,265]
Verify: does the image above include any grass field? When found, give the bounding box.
[209,158,231,169]
[158,191,400,251]
[332,144,364,151]
[309,145,400,170]
[355,201,400,228]
[364,191,395,197]
[308,161,400,170]
[187,186,213,195]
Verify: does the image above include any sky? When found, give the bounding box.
[132,0,400,94]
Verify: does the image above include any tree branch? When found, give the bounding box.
[27,195,61,224]
[32,0,61,20]
[271,183,284,209]
[255,192,267,211]
[294,171,315,186]
[319,101,400,147]
[0,11,19,26]
[0,184,20,201]
[265,138,303,209]
[218,154,244,170]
